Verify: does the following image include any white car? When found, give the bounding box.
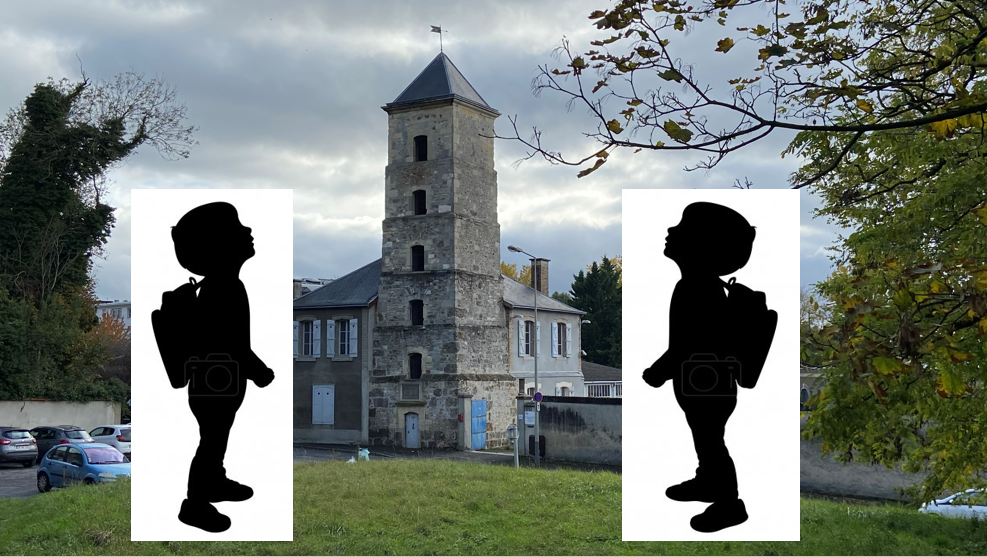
[919,489,987,519]
[89,425,131,460]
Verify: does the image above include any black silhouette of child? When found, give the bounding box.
[642,201,756,533]
[168,202,275,533]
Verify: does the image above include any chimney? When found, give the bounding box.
[293,279,303,299]
[530,258,550,295]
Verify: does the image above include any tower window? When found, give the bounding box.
[410,300,424,326]
[414,135,428,162]
[411,245,425,272]
[413,189,426,215]
[410,353,423,379]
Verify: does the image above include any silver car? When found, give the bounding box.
[0,427,38,467]
[29,426,94,464]
[919,489,987,519]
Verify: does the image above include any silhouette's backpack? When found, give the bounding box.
[151,277,202,389]
[722,277,777,389]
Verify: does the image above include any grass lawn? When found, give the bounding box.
[1,460,987,555]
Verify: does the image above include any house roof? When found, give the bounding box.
[385,52,496,113]
[293,259,381,309]
[502,275,585,315]
[581,361,623,383]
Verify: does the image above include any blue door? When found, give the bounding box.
[405,412,420,449]
[471,400,487,450]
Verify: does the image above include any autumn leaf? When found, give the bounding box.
[576,157,606,178]
[662,120,694,143]
[606,119,624,134]
[937,370,967,397]
[758,44,788,60]
[715,37,735,53]
[657,69,684,82]
[856,99,874,113]
[949,351,973,363]
[974,203,987,226]
[927,118,958,139]
[873,357,902,375]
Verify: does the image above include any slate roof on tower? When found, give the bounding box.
[386,52,497,113]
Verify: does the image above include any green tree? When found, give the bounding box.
[501,261,532,286]
[568,256,622,369]
[499,0,987,186]
[551,291,575,305]
[0,71,194,401]
[800,97,987,501]
[0,73,195,303]
[800,286,831,370]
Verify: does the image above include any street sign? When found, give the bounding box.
[524,409,535,426]
[533,391,543,402]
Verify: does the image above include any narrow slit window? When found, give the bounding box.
[413,135,427,162]
[413,190,426,215]
[411,300,424,326]
[410,353,423,379]
[411,245,425,271]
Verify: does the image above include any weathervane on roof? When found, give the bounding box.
[431,25,445,53]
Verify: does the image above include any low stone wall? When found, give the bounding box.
[800,416,924,501]
[0,400,122,431]
[522,396,621,465]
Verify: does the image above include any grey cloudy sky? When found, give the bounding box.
[0,0,841,302]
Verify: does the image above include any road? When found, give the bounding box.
[0,463,40,499]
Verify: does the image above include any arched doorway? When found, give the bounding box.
[405,412,420,449]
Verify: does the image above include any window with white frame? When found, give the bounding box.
[517,320,535,356]
[552,321,572,358]
[338,320,349,356]
[293,319,322,359]
[302,321,314,356]
[336,318,358,357]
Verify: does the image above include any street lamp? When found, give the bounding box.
[507,244,541,466]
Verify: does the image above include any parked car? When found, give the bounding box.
[0,426,38,468]
[29,425,94,464]
[89,425,131,460]
[36,443,131,492]
[919,489,987,519]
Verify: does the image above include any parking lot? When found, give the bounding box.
[0,463,40,499]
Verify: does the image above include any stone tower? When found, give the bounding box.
[370,53,515,449]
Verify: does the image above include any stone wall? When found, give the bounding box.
[459,376,517,448]
[0,400,121,431]
[374,96,510,450]
[522,396,622,465]
[800,416,924,501]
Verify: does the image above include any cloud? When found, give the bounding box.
[0,0,839,300]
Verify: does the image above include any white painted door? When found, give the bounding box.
[405,412,420,449]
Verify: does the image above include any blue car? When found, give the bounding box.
[37,442,131,492]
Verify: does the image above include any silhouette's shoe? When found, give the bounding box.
[690,499,748,533]
[178,499,231,533]
[206,477,254,503]
[665,478,716,503]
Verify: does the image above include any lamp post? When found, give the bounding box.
[508,245,541,466]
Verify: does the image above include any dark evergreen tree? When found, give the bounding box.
[568,256,621,369]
